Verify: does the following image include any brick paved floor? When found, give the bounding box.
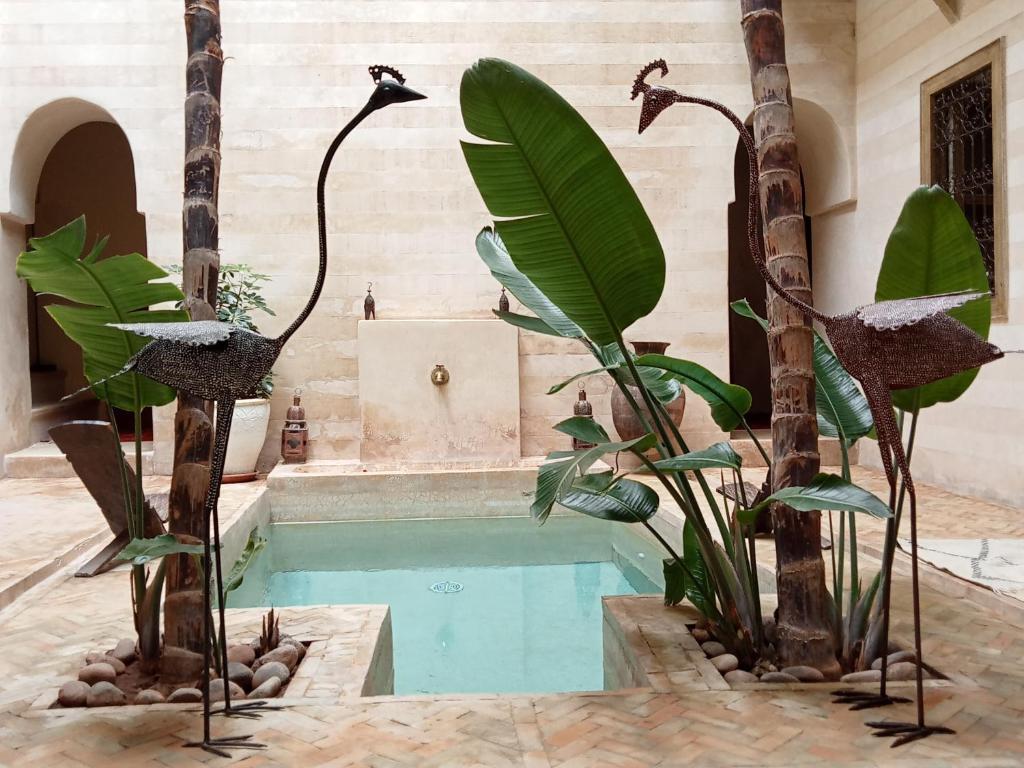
[0,469,1022,767]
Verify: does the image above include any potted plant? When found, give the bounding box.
[217,264,275,477]
[166,263,276,478]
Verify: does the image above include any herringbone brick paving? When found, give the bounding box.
[0,471,1022,766]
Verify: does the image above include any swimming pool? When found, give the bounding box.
[228,515,664,695]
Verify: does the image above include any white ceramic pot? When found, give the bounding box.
[223,398,271,476]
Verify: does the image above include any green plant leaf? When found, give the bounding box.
[532,434,657,523]
[477,229,583,338]
[461,59,665,345]
[547,365,616,395]
[732,298,873,442]
[739,474,892,525]
[559,478,659,523]
[493,310,562,337]
[663,558,688,607]
[116,533,205,566]
[642,442,743,473]
[876,185,992,410]
[596,344,682,405]
[137,558,167,663]
[553,416,610,445]
[16,217,187,412]
[223,529,267,596]
[634,354,752,431]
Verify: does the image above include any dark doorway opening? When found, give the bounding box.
[29,121,153,441]
[727,130,812,431]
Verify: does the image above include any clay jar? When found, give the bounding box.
[609,341,686,453]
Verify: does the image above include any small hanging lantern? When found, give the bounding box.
[572,382,595,451]
[498,287,510,313]
[281,388,309,463]
[364,282,376,320]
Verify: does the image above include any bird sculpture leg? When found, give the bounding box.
[208,401,278,718]
[866,445,954,746]
[185,401,263,756]
[833,386,910,710]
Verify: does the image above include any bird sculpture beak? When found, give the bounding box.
[391,83,427,103]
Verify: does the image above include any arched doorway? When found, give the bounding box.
[27,120,150,440]
[727,129,813,431]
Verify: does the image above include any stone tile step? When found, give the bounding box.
[3,440,153,479]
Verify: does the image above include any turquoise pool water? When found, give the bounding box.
[229,516,663,695]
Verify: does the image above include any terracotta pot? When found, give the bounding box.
[610,341,685,450]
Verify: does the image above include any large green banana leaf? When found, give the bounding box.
[876,186,991,410]
[476,228,583,339]
[16,217,186,412]
[461,58,665,346]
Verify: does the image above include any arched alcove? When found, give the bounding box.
[1,98,149,456]
[792,98,855,215]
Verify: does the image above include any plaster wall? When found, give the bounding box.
[817,0,1024,505]
[0,0,855,471]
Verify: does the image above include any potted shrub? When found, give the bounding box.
[217,264,275,477]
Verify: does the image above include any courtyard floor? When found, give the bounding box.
[0,467,1022,767]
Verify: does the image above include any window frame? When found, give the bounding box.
[920,38,1008,322]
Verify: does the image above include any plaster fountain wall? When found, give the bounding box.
[268,318,536,520]
[357,319,520,466]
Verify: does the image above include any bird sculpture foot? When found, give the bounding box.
[214,700,283,718]
[866,720,955,747]
[831,689,911,709]
[184,734,265,758]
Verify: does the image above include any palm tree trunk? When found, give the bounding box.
[162,0,222,680]
[740,0,839,677]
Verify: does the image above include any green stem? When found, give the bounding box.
[736,469,763,648]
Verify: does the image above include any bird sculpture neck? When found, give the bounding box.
[276,101,377,348]
[677,95,828,325]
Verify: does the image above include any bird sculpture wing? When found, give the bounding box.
[857,290,988,331]
[109,320,236,346]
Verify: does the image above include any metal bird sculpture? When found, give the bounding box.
[95,65,425,756]
[632,58,1006,746]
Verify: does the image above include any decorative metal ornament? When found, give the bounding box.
[431,363,450,386]
[498,287,510,313]
[364,282,376,320]
[572,382,595,451]
[632,59,1008,747]
[87,65,426,757]
[281,388,308,463]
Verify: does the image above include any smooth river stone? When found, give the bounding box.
[227,644,256,667]
[227,661,254,692]
[724,670,759,685]
[252,661,291,689]
[167,687,202,703]
[886,661,919,681]
[871,650,917,670]
[85,652,125,674]
[58,680,90,707]
[710,654,739,674]
[86,681,126,707]
[78,662,117,685]
[134,689,165,705]
[280,637,307,661]
[760,672,799,683]
[254,644,299,672]
[841,669,882,683]
[248,676,282,699]
[781,665,825,682]
[110,638,137,664]
[700,641,726,658]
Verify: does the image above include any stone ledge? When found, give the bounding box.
[602,595,963,693]
[29,603,393,714]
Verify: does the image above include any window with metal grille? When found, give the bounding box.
[921,40,1006,320]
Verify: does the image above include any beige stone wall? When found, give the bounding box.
[816,0,1023,505]
[0,0,855,470]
